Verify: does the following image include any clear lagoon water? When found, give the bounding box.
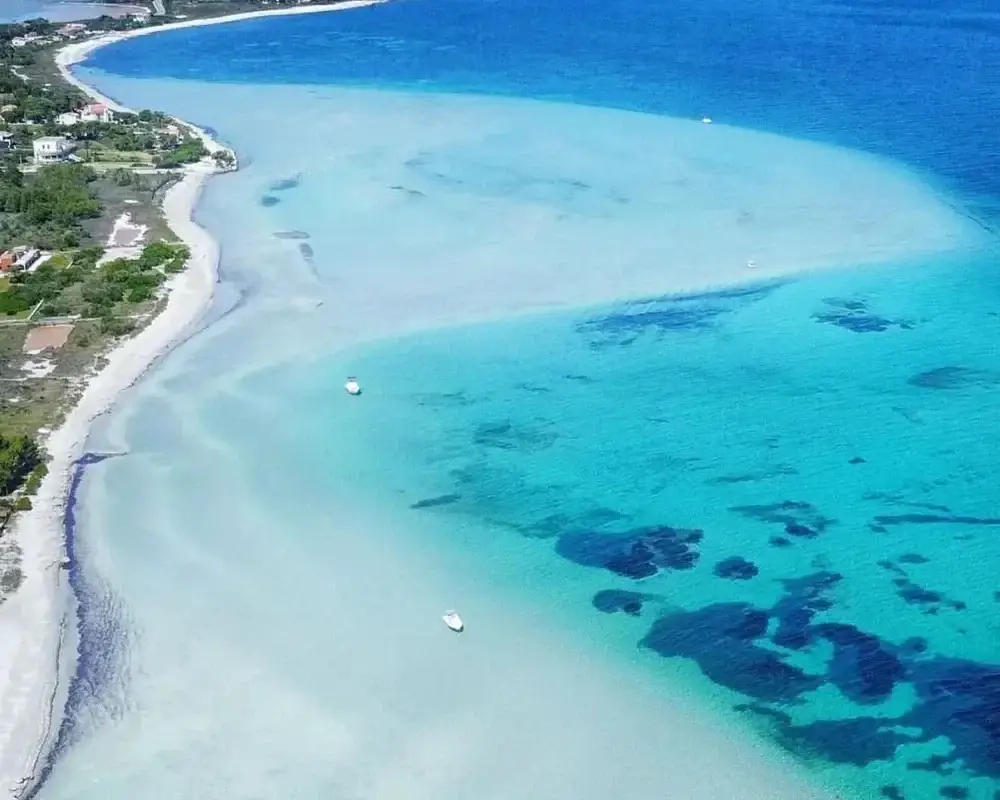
[33,1,1000,798]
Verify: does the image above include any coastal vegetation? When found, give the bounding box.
[0,59,82,119]
[154,137,208,168]
[162,0,345,17]
[0,434,40,495]
[0,0,242,593]
[0,21,204,505]
[0,163,101,250]
[0,240,189,324]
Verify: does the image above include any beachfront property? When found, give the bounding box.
[9,34,43,49]
[32,136,72,165]
[56,24,90,39]
[0,247,42,274]
[80,103,114,124]
[57,104,115,127]
[0,132,12,151]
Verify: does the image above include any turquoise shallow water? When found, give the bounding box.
[322,252,1000,797]
[30,1,1000,798]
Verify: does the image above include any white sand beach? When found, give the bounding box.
[0,162,219,800]
[0,4,388,794]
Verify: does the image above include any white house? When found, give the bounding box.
[14,248,40,271]
[0,132,12,151]
[11,33,46,48]
[33,136,72,165]
[57,23,88,38]
[79,103,114,124]
[55,111,80,127]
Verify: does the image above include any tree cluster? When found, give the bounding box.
[0,66,84,124]
[0,162,100,251]
[0,434,40,496]
[153,138,208,169]
[0,257,86,315]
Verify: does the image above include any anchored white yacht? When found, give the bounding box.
[344,377,361,396]
[442,610,464,632]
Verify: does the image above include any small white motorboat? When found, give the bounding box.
[702,116,713,124]
[344,377,362,396]
[747,260,757,269]
[442,610,464,633]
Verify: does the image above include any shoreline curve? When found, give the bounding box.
[0,2,382,796]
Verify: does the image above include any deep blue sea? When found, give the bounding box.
[33,1,1000,799]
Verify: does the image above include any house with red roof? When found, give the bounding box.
[80,103,114,124]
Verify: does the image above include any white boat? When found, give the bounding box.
[344,377,361,396]
[702,116,713,124]
[442,610,464,632]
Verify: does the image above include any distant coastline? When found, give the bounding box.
[0,2,383,796]
[1,3,146,25]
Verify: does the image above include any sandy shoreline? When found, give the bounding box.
[0,169,219,800]
[0,2,378,795]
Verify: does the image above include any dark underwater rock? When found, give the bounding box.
[713,556,759,580]
[908,366,999,390]
[813,297,914,333]
[731,500,834,538]
[592,589,653,616]
[556,524,702,580]
[409,493,462,510]
[641,603,821,702]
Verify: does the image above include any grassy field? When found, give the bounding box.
[90,173,180,244]
[0,319,105,438]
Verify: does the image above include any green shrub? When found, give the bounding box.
[0,435,40,495]
[99,316,135,337]
[24,463,47,495]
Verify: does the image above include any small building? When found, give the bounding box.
[14,248,40,271]
[57,23,88,37]
[0,132,12,150]
[0,247,40,273]
[55,112,80,127]
[10,33,43,48]
[33,136,72,165]
[80,103,114,124]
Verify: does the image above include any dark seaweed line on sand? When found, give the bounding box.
[23,452,129,799]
